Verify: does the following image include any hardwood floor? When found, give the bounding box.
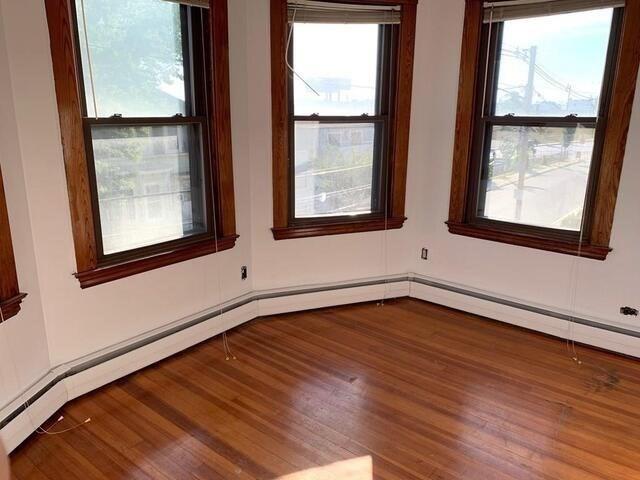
[10,298,640,479]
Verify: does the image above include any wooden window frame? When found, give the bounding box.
[45,0,238,288]
[0,165,26,321]
[270,0,417,240]
[447,0,640,260]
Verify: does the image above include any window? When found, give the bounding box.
[45,0,237,287]
[0,165,26,321]
[270,0,417,239]
[448,0,640,260]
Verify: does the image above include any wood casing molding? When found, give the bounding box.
[0,294,28,322]
[446,221,611,260]
[590,0,640,247]
[270,0,417,240]
[0,165,26,321]
[448,0,482,226]
[447,0,640,260]
[44,0,238,288]
[272,216,406,240]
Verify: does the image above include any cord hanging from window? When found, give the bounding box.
[0,307,91,438]
[194,9,237,361]
[79,0,99,119]
[480,5,494,117]
[565,174,587,365]
[286,7,320,96]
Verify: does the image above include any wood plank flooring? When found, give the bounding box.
[9,298,640,479]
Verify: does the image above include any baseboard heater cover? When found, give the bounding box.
[2,274,638,444]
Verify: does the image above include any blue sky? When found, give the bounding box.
[497,8,614,114]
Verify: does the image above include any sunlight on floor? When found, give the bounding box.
[275,456,373,480]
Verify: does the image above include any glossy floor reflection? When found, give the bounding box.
[10,299,640,479]
[276,456,372,479]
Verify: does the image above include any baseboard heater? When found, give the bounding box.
[2,273,637,441]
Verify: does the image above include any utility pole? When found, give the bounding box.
[515,45,537,222]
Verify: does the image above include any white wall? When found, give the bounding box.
[407,0,640,332]
[0,0,254,383]
[0,0,638,420]
[246,0,415,291]
[0,0,50,409]
[246,0,639,334]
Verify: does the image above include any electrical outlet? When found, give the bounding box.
[241,266,248,281]
[421,248,428,260]
[620,306,639,316]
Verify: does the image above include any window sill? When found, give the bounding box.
[272,216,406,240]
[75,235,239,288]
[446,221,611,260]
[0,293,27,322]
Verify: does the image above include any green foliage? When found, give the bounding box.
[306,128,374,213]
[78,0,185,117]
[92,127,153,198]
[78,0,188,197]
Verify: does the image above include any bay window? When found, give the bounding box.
[270,0,417,239]
[448,0,640,259]
[45,0,237,287]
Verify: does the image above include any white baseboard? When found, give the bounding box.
[0,378,66,453]
[0,279,401,452]
[257,279,410,317]
[409,276,640,358]
[2,274,638,453]
[64,300,260,402]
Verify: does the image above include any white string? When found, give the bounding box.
[0,306,40,433]
[33,416,92,436]
[286,8,320,96]
[565,141,587,365]
[0,0,101,438]
[563,178,619,387]
[79,0,99,119]
[196,10,236,361]
[377,178,390,306]
[0,306,91,437]
[378,25,392,307]
[481,6,494,116]
[480,8,585,369]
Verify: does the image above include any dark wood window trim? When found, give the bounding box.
[447,0,640,261]
[270,0,417,241]
[0,165,26,321]
[45,0,237,288]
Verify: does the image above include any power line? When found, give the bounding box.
[501,48,595,101]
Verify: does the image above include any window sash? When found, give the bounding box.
[162,0,209,9]
[82,116,214,262]
[465,11,622,240]
[288,22,394,222]
[290,118,388,221]
[473,121,598,237]
[72,2,216,262]
[483,0,624,23]
[288,0,401,24]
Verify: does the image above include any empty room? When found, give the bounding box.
[0,0,639,478]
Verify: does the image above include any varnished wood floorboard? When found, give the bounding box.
[10,298,640,479]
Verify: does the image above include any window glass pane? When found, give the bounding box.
[294,122,376,218]
[75,0,186,118]
[495,9,613,117]
[91,124,207,255]
[479,125,595,231]
[293,23,379,116]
